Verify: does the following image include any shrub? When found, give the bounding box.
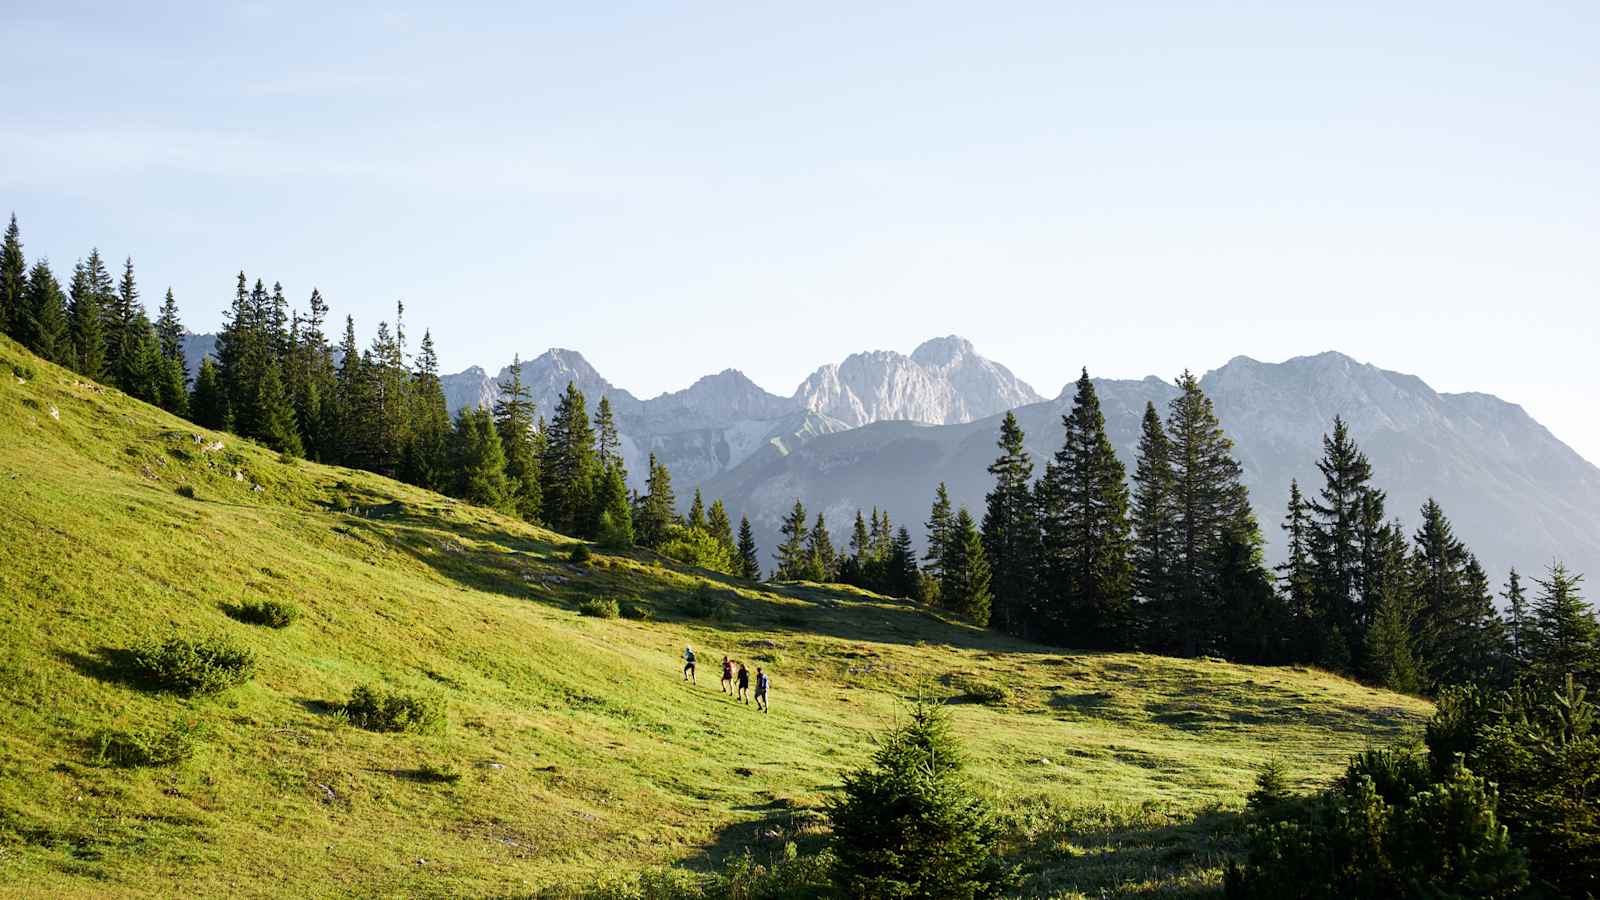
[619,601,653,622]
[341,684,445,734]
[578,597,620,619]
[226,598,300,629]
[569,543,593,565]
[1247,758,1294,813]
[90,719,204,767]
[681,583,734,621]
[175,484,197,499]
[949,675,1007,705]
[827,700,1020,898]
[127,634,256,696]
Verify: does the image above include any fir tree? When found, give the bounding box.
[942,508,993,625]
[807,513,837,582]
[593,395,621,470]
[1362,522,1422,692]
[1131,401,1176,647]
[707,499,735,560]
[687,489,707,531]
[924,483,954,582]
[296,289,339,461]
[451,407,511,510]
[540,381,598,536]
[403,329,453,493]
[635,453,677,548]
[1307,417,1385,666]
[494,356,542,522]
[157,352,189,417]
[190,356,230,430]
[66,259,107,380]
[110,258,146,391]
[18,260,69,364]
[121,325,163,405]
[774,500,809,580]
[1037,369,1135,647]
[254,363,303,456]
[981,412,1038,636]
[888,526,920,600]
[1410,499,1504,688]
[736,516,762,580]
[155,289,185,367]
[1212,525,1283,663]
[0,214,25,339]
[1526,562,1599,688]
[1277,480,1320,661]
[1503,568,1530,668]
[1164,371,1254,656]
[594,462,633,549]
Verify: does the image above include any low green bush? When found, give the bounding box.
[682,583,734,621]
[578,597,620,619]
[226,598,300,629]
[949,674,1008,705]
[341,684,445,734]
[175,484,197,499]
[569,543,593,565]
[90,719,204,767]
[127,635,256,696]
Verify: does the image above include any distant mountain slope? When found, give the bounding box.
[708,352,1600,589]
[791,335,1043,427]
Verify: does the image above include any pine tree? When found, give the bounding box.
[190,356,230,430]
[593,395,621,470]
[924,483,954,582]
[807,513,837,581]
[1164,371,1254,656]
[1526,562,1599,688]
[451,407,511,510]
[707,499,735,559]
[66,259,107,380]
[687,489,707,531]
[1131,401,1175,647]
[254,363,303,456]
[1503,568,1530,668]
[774,500,810,581]
[942,508,993,625]
[1037,369,1135,648]
[0,214,25,339]
[18,260,69,364]
[540,381,598,536]
[1307,417,1385,666]
[635,453,677,548]
[594,462,634,549]
[736,516,762,580]
[494,356,543,522]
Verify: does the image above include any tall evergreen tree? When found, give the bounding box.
[1307,417,1385,666]
[1503,568,1530,668]
[807,513,837,581]
[1131,401,1176,647]
[109,258,146,391]
[707,499,735,559]
[887,526,921,600]
[687,489,707,531]
[155,288,185,366]
[402,329,453,493]
[0,214,25,339]
[1037,369,1135,647]
[1363,522,1423,693]
[774,500,810,581]
[982,412,1038,637]
[494,355,542,522]
[66,259,107,380]
[1526,562,1599,688]
[1163,371,1255,656]
[254,363,303,456]
[1277,479,1320,660]
[451,407,511,510]
[924,483,954,581]
[593,462,634,549]
[1410,499,1503,688]
[18,260,69,364]
[635,453,677,548]
[736,516,762,580]
[942,508,993,625]
[190,356,230,430]
[540,381,598,536]
[593,395,621,470]
[152,288,189,415]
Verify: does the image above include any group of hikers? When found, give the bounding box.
[681,646,769,713]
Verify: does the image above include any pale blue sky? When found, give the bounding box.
[4,2,1597,462]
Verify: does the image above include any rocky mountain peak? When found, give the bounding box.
[793,336,1043,428]
[910,335,976,368]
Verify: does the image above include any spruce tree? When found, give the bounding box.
[943,508,993,625]
[1131,401,1176,647]
[1038,369,1135,648]
[636,453,677,548]
[774,500,810,581]
[404,329,454,493]
[924,483,954,582]
[155,289,185,368]
[736,516,762,580]
[1164,371,1254,656]
[806,513,837,581]
[889,526,921,600]
[594,462,634,549]
[981,411,1038,636]
[1307,417,1385,666]
[540,381,598,536]
[121,325,163,405]
[1362,522,1422,693]
[593,395,621,470]
[190,356,230,430]
[66,259,107,380]
[1503,568,1530,668]
[1277,480,1320,661]
[18,260,69,364]
[110,258,146,391]
[1212,526,1283,663]
[296,289,338,461]
[1526,562,1599,688]
[254,363,303,456]
[0,214,25,339]
[687,489,707,531]
[1410,499,1503,688]
[494,356,542,522]
[707,499,735,560]
[451,407,511,510]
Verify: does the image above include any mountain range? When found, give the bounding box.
[182,334,1600,588]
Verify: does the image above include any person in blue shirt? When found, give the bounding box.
[682,645,696,684]
[754,667,770,713]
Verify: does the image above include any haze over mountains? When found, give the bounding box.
[183,334,1600,587]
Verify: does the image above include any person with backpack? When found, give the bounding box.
[682,645,697,684]
[720,656,734,694]
[736,662,750,704]
[754,667,770,713]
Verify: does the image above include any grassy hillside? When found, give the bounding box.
[0,336,1432,898]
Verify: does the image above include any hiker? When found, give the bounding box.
[682,645,696,684]
[736,662,750,703]
[720,656,734,694]
[754,667,770,713]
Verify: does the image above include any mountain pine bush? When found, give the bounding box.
[127,634,256,696]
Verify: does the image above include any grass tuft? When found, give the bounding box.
[89,719,204,767]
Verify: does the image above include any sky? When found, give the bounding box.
[3,2,1597,463]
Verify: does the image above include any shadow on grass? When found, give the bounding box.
[55,646,149,692]
[689,799,832,872]
[1005,805,1248,898]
